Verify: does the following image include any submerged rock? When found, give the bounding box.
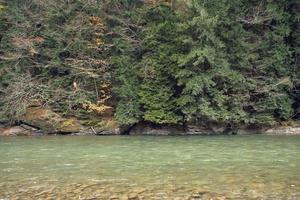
[127,193,139,200]
[189,189,209,200]
[109,195,120,200]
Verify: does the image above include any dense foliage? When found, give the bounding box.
[0,0,299,129]
[0,0,111,120]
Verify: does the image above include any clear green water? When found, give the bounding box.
[0,135,299,200]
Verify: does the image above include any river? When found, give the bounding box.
[0,135,299,199]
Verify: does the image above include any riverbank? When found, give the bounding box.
[1,101,299,137]
[1,121,299,136]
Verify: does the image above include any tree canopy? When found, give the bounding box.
[0,0,299,129]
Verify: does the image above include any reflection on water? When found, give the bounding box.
[0,135,299,199]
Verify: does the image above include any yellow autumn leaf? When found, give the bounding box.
[28,47,38,56]
[82,102,112,114]
[95,38,104,46]
[89,16,104,27]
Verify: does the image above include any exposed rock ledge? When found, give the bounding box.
[265,126,300,135]
[129,122,259,135]
[0,125,40,136]
[0,124,121,136]
[129,122,300,136]
[1,119,300,136]
[0,106,120,136]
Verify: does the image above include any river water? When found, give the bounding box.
[0,135,299,200]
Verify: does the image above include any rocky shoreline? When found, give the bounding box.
[1,120,299,136]
[1,102,299,136]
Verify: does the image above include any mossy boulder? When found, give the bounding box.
[81,119,121,135]
[22,107,83,133]
[59,118,83,133]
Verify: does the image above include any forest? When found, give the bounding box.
[0,0,299,133]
